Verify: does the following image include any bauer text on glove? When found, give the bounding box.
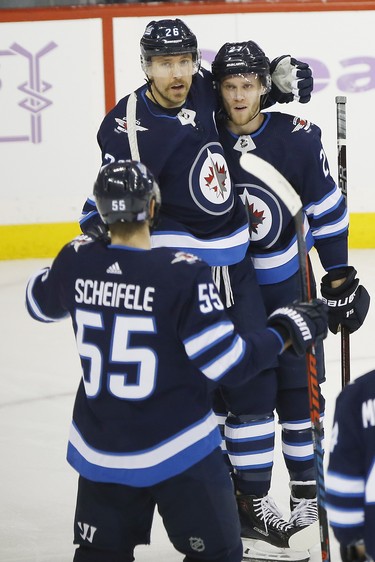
[320,266,370,334]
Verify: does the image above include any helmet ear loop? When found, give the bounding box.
[259,74,272,109]
[192,49,202,75]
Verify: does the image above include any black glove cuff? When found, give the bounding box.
[326,266,351,282]
[321,266,357,296]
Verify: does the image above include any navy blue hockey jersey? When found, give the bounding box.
[326,370,375,559]
[25,237,282,487]
[80,69,249,267]
[218,112,349,284]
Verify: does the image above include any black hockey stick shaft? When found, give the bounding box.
[335,96,350,387]
[239,154,331,561]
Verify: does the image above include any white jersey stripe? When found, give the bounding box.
[68,410,219,470]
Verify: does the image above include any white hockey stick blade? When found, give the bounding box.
[242,538,309,562]
[240,153,302,218]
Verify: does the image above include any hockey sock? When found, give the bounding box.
[224,413,275,496]
[281,416,324,481]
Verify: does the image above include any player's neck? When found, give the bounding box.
[227,111,264,136]
[110,225,151,250]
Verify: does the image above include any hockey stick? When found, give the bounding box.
[335,95,350,388]
[240,153,331,562]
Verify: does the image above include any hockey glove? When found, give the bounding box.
[340,542,371,562]
[269,55,313,104]
[320,266,370,334]
[267,299,328,356]
[82,216,110,243]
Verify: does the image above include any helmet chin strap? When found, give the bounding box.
[227,101,262,130]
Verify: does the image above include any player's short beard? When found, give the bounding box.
[150,80,188,108]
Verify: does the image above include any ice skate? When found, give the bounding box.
[289,481,318,529]
[237,493,317,553]
[242,538,310,562]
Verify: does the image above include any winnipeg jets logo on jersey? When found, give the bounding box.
[177,108,197,127]
[233,135,256,154]
[190,144,233,215]
[204,149,228,200]
[70,235,93,252]
[114,117,148,134]
[171,251,201,264]
[238,184,283,248]
[292,117,311,133]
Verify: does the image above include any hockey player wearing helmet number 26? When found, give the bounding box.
[26,161,329,562]
[78,19,322,561]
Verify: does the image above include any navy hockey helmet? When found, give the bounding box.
[140,19,201,75]
[94,160,161,227]
[212,41,271,93]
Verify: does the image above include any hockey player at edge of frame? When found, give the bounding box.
[25,161,329,562]
[211,38,371,558]
[78,19,317,560]
[327,369,375,562]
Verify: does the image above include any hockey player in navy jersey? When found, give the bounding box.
[26,161,328,562]
[78,20,317,555]
[211,40,370,556]
[327,370,375,562]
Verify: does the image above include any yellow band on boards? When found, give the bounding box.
[0,213,374,260]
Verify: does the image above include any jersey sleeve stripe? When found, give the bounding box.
[304,186,344,218]
[311,213,349,239]
[26,269,62,323]
[326,504,365,527]
[326,471,365,495]
[184,321,234,358]
[200,335,245,381]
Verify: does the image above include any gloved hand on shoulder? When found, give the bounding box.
[82,215,110,244]
[320,266,370,334]
[267,298,328,356]
[269,55,313,104]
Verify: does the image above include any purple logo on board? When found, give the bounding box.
[0,42,57,144]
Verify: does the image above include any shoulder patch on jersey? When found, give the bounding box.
[70,235,94,252]
[114,116,148,135]
[171,251,201,265]
[292,117,311,133]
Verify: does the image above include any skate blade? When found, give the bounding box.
[242,538,309,562]
[288,521,319,551]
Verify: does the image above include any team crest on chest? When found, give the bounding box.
[190,143,233,216]
[238,183,283,248]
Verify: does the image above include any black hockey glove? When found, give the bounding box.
[340,542,371,562]
[320,266,370,334]
[269,55,313,104]
[82,217,110,244]
[267,299,328,356]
